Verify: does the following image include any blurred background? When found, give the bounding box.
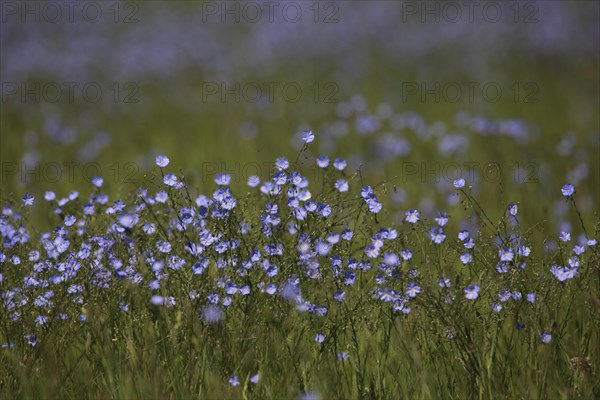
[1,0,598,232]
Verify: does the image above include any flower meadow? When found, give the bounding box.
[0,133,598,399]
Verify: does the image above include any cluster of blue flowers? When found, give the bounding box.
[1,132,598,380]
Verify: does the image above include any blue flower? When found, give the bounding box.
[458,230,470,241]
[156,155,169,167]
[540,331,552,344]
[573,245,585,255]
[275,157,289,171]
[498,247,514,262]
[314,332,325,343]
[460,253,472,264]
[434,212,449,226]
[341,229,353,241]
[405,282,421,298]
[22,193,34,206]
[453,178,465,188]
[44,191,56,201]
[91,176,104,188]
[301,130,315,143]
[561,184,574,197]
[507,203,518,216]
[163,173,177,186]
[438,277,451,288]
[250,373,260,384]
[229,375,240,387]
[157,241,172,253]
[464,283,480,300]
[316,156,329,168]
[247,175,260,187]
[335,179,349,192]
[405,209,419,224]
[202,305,224,323]
[333,158,347,171]
[215,173,231,186]
[527,292,536,303]
[429,228,446,244]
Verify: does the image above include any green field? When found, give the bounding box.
[1,2,599,399]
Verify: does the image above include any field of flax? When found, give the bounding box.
[1,1,599,399]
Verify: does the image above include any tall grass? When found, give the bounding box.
[1,140,598,399]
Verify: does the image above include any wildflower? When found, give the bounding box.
[463,237,475,249]
[229,375,240,387]
[429,228,446,244]
[550,264,578,281]
[496,289,510,302]
[91,176,103,188]
[464,283,480,300]
[518,245,531,257]
[341,229,353,241]
[527,292,536,303]
[155,191,168,203]
[458,230,470,241]
[316,156,329,168]
[400,248,413,260]
[338,351,350,361]
[460,253,472,264]
[275,157,289,171]
[333,158,347,171]
[561,184,574,197]
[405,282,421,298]
[314,332,325,343]
[559,231,571,242]
[247,175,260,187]
[573,245,585,255]
[215,173,231,186]
[507,203,518,216]
[163,173,177,186]
[453,178,465,188]
[24,334,37,347]
[301,130,315,143]
[150,295,164,305]
[250,373,260,384]
[44,191,56,201]
[156,155,169,167]
[22,193,34,206]
[491,302,502,312]
[438,277,451,288]
[498,247,514,262]
[434,212,449,226]
[334,290,345,302]
[405,209,420,224]
[157,241,172,253]
[202,305,224,323]
[335,179,349,192]
[541,332,552,344]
